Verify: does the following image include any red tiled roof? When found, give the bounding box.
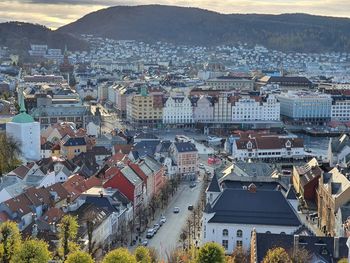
[40,207,65,224]
[114,144,133,154]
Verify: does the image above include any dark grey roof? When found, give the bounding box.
[340,204,350,222]
[207,189,301,226]
[330,134,350,153]
[63,137,86,146]
[174,142,197,153]
[286,184,298,200]
[234,162,274,177]
[222,180,286,192]
[255,233,348,263]
[207,173,221,192]
[134,140,160,157]
[134,132,159,140]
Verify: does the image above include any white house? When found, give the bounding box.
[163,96,193,125]
[231,94,280,122]
[232,134,305,161]
[203,181,301,252]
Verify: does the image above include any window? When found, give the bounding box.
[222,240,228,250]
[237,230,243,238]
[236,240,243,247]
[266,231,271,234]
[223,229,228,236]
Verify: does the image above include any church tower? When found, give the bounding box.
[6,88,41,161]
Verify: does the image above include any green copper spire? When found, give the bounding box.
[12,89,34,123]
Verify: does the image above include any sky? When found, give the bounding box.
[1,0,350,29]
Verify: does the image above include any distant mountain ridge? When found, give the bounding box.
[58,5,350,53]
[0,22,88,53]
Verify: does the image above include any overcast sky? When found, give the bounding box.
[1,0,350,29]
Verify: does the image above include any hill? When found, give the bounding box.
[58,5,350,53]
[0,22,89,53]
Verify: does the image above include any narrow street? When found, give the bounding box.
[146,179,203,261]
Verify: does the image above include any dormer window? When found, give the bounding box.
[286,140,292,148]
[247,141,253,149]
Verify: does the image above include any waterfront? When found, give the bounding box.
[296,133,330,159]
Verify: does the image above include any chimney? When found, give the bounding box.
[294,235,299,253]
[248,183,257,193]
[334,236,340,259]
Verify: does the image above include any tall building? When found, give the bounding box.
[277,91,332,124]
[232,94,280,122]
[6,91,40,161]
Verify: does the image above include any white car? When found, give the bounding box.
[173,207,180,213]
[160,216,166,224]
[199,163,205,169]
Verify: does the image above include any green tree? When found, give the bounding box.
[12,238,51,263]
[0,221,21,263]
[263,247,292,263]
[197,242,225,263]
[58,215,79,260]
[338,259,348,263]
[147,247,158,263]
[0,134,22,176]
[102,248,137,263]
[65,250,94,263]
[135,246,151,263]
[231,246,249,263]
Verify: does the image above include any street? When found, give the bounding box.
[146,179,203,261]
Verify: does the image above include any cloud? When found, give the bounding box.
[1,0,350,29]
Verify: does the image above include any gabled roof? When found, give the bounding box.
[174,142,198,153]
[255,233,348,263]
[63,137,86,147]
[207,173,221,192]
[207,188,301,226]
[121,166,142,186]
[285,184,298,200]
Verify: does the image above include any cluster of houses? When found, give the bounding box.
[201,133,350,262]
[0,118,198,251]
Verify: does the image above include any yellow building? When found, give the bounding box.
[61,137,87,160]
[129,89,163,126]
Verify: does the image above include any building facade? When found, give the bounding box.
[163,96,193,125]
[232,94,280,122]
[277,91,332,123]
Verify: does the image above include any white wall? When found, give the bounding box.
[203,217,299,252]
[6,121,41,161]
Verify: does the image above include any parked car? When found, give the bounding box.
[146,228,155,238]
[199,163,205,169]
[190,182,196,188]
[141,239,148,246]
[188,205,194,211]
[153,223,160,233]
[173,207,180,213]
[160,216,166,224]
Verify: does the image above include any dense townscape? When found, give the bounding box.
[1,4,350,263]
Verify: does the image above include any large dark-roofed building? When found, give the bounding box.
[203,184,301,253]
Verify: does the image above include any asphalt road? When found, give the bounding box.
[146,179,203,261]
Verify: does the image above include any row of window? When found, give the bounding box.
[223,229,242,237]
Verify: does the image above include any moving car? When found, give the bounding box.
[199,163,205,169]
[188,205,194,211]
[173,207,180,213]
[141,239,148,246]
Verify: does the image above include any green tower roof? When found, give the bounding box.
[12,89,35,123]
